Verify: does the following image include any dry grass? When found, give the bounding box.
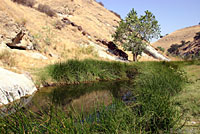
[0,0,121,73]
[153,25,200,52]
[0,50,16,67]
[37,4,56,17]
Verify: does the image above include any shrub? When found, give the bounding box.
[110,10,121,19]
[157,46,165,52]
[54,20,65,30]
[98,1,104,7]
[37,4,56,17]
[12,0,36,8]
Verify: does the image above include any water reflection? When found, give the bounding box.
[1,80,134,116]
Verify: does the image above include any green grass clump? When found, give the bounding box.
[0,101,144,134]
[131,61,187,133]
[46,59,137,84]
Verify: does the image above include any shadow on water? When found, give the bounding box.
[21,80,135,114]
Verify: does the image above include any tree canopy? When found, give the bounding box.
[113,8,161,61]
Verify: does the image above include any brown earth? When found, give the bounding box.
[153,25,200,53]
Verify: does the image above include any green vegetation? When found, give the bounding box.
[172,61,200,130]
[40,59,137,85]
[157,46,165,52]
[113,8,160,61]
[132,61,187,133]
[1,60,194,133]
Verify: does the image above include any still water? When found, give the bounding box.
[1,80,135,116]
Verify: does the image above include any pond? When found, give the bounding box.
[1,80,135,116]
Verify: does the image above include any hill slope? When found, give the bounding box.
[0,0,122,71]
[0,0,168,74]
[167,32,200,59]
[153,25,200,52]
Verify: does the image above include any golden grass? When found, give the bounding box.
[153,25,200,51]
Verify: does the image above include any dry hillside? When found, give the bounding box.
[167,32,200,59]
[0,0,166,75]
[153,25,200,52]
[0,0,123,71]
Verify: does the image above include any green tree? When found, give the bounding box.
[113,8,161,61]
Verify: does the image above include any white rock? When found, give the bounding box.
[0,67,37,106]
[145,45,170,61]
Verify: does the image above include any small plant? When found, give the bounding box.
[110,10,121,19]
[98,1,104,7]
[157,46,165,52]
[79,46,96,55]
[42,26,53,46]
[16,18,27,26]
[37,4,56,17]
[53,20,65,30]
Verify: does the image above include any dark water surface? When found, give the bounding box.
[28,80,134,113]
[1,80,134,116]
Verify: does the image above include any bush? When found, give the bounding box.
[110,10,121,19]
[37,4,56,17]
[12,0,36,8]
[98,1,104,7]
[157,46,165,52]
[54,20,65,30]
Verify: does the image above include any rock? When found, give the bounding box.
[49,52,59,59]
[0,67,37,106]
[20,51,48,60]
[77,26,83,31]
[144,45,170,61]
[0,11,36,50]
[0,42,9,50]
[71,22,78,27]
[61,17,72,25]
[82,31,90,36]
[54,20,65,30]
[113,49,128,60]
[107,41,118,50]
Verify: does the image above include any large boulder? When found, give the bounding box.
[0,68,37,106]
[0,11,36,50]
[144,45,170,61]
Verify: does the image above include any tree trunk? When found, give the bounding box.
[133,54,138,62]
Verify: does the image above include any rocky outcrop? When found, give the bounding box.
[0,68,37,106]
[96,40,128,60]
[145,45,170,61]
[167,32,200,59]
[0,11,36,50]
[153,25,200,51]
